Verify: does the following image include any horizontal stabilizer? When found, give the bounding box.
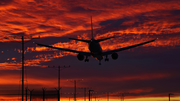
[96,36,114,42]
[69,38,90,43]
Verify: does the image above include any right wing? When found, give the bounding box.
[102,38,157,56]
[34,42,91,56]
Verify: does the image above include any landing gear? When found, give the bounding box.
[85,59,89,62]
[105,55,109,62]
[105,58,109,61]
[85,56,89,62]
[99,61,101,65]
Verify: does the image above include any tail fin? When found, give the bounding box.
[91,16,94,39]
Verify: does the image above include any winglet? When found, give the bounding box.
[91,16,94,39]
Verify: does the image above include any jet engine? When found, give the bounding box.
[77,53,84,61]
[111,53,118,60]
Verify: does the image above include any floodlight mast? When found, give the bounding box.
[22,36,40,101]
[79,87,91,101]
[107,92,109,101]
[67,79,83,101]
[48,65,70,101]
[169,93,174,101]
[89,90,94,101]
[4,34,40,101]
[22,36,24,101]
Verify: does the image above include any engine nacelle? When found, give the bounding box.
[77,54,84,61]
[111,53,118,60]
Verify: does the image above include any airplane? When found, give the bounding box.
[34,17,157,65]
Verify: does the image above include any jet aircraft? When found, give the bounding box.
[34,17,157,65]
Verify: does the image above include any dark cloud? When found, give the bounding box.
[99,18,129,26]
[34,0,45,3]
[38,25,62,31]
[0,0,13,5]
[171,10,180,15]
[22,13,37,19]
[70,6,95,13]
[171,24,180,29]
[97,18,131,35]
[6,21,23,25]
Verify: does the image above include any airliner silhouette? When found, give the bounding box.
[34,17,157,65]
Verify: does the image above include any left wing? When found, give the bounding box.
[102,38,157,56]
[34,42,91,56]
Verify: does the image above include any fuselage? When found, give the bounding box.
[88,38,104,60]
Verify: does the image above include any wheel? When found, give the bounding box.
[85,59,89,62]
[105,58,109,61]
[86,59,89,62]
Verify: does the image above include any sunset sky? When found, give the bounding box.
[0,0,180,101]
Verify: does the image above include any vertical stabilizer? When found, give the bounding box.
[91,16,94,39]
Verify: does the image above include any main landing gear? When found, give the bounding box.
[99,61,101,65]
[85,56,89,62]
[105,55,109,62]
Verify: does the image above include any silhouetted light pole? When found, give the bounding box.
[79,87,91,101]
[89,90,94,101]
[169,93,174,101]
[42,88,46,101]
[25,87,28,101]
[48,65,70,101]
[4,34,40,101]
[28,89,34,101]
[84,88,86,101]
[121,93,124,101]
[67,79,83,101]
[74,80,76,101]
[107,92,109,101]
[22,36,25,101]
[120,92,129,101]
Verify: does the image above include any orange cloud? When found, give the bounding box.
[0,62,21,70]
[84,72,171,83]
[128,88,154,94]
